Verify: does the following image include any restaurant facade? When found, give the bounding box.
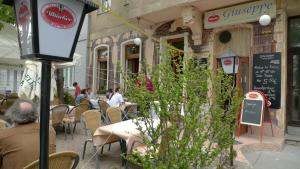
[88,0,300,140]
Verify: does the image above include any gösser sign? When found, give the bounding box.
[204,0,276,29]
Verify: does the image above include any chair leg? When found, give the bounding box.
[82,140,89,159]
[101,145,104,154]
[64,124,67,140]
[108,143,111,151]
[83,122,88,136]
[73,123,77,133]
[70,123,74,139]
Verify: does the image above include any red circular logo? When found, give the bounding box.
[223,59,232,65]
[208,15,220,23]
[41,3,76,29]
[18,2,30,25]
[249,94,258,99]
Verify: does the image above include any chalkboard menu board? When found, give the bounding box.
[252,53,281,108]
[241,99,264,126]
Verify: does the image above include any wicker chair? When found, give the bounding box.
[63,103,89,135]
[0,99,6,114]
[122,104,138,120]
[5,93,19,110]
[50,96,61,106]
[80,98,90,105]
[106,107,122,124]
[99,100,110,124]
[105,107,123,152]
[23,151,79,169]
[50,104,69,140]
[0,93,5,100]
[0,119,10,130]
[81,110,101,159]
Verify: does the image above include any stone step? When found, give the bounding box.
[285,134,300,146]
[287,125,300,136]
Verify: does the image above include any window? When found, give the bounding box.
[63,67,75,88]
[125,44,140,77]
[0,69,23,93]
[97,46,109,94]
[97,0,111,14]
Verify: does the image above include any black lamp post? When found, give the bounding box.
[220,52,239,166]
[2,0,98,168]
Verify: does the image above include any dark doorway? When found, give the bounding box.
[167,38,184,74]
[287,17,300,126]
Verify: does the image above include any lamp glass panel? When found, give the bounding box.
[15,0,33,56]
[221,57,239,74]
[37,0,84,58]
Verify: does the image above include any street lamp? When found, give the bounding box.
[219,50,239,166]
[2,0,98,169]
[134,37,142,45]
[259,14,271,26]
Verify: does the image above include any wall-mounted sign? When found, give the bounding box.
[204,0,276,29]
[41,3,76,29]
[252,52,281,109]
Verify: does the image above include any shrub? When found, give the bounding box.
[123,50,241,169]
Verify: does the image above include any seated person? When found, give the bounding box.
[75,89,87,105]
[86,88,94,100]
[108,87,124,107]
[0,99,56,169]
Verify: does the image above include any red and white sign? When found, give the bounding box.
[208,15,220,23]
[204,0,276,29]
[18,1,30,25]
[41,3,76,29]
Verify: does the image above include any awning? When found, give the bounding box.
[18,61,57,100]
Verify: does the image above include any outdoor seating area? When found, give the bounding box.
[3,0,300,168]
[0,93,142,168]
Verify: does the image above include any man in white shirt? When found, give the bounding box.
[108,87,124,107]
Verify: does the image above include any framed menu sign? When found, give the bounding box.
[252,53,281,109]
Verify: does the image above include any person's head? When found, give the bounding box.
[6,99,38,125]
[80,89,87,94]
[115,87,121,93]
[73,82,78,87]
[108,88,113,93]
[86,88,92,94]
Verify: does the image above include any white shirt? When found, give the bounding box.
[108,92,124,107]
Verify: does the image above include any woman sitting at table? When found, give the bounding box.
[75,89,87,105]
[108,87,124,107]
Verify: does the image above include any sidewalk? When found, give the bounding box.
[244,144,300,169]
[234,133,300,169]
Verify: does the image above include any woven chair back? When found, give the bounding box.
[51,105,69,126]
[82,110,101,135]
[0,93,5,100]
[99,100,109,113]
[0,119,9,130]
[23,151,79,169]
[6,94,19,109]
[125,104,137,114]
[106,107,122,124]
[80,98,90,105]
[74,103,89,122]
[50,97,61,106]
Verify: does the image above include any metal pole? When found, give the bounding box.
[230,56,236,166]
[39,61,51,169]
